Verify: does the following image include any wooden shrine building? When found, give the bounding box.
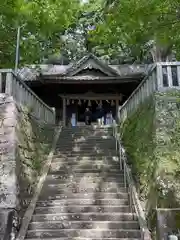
[19,54,148,126]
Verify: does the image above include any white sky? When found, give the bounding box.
[81,0,89,3]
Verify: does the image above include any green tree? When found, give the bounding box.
[0,0,80,68]
[90,0,180,62]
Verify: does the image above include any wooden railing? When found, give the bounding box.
[118,62,180,124]
[0,70,55,124]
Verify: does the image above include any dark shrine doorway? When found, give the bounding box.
[66,99,117,124]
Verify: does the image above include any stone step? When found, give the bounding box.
[57,138,114,142]
[59,135,113,138]
[44,179,125,186]
[34,205,131,214]
[54,154,118,158]
[52,156,119,161]
[56,141,114,144]
[38,192,128,202]
[59,129,113,132]
[56,139,116,143]
[49,163,120,168]
[56,142,115,146]
[58,134,113,139]
[55,148,117,153]
[60,131,113,134]
[57,136,114,140]
[50,162,120,169]
[49,165,121,171]
[55,148,117,152]
[61,126,113,129]
[56,139,115,144]
[54,153,118,158]
[61,128,113,133]
[59,134,114,138]
[32,213,137,222]
[36,198,129,207]
[43,182,126,189]
[60,132,114,136]
[26,229,141,239]
[55,150,117,153]
[62,125,113,129]
[28,220,139,230]
[48,169,121,174]
[39,191,128,200]
[25,238,139,240]
[50,163,120,168]
[41,186,127,194]
[46,172,124,178]
[45,175,125,184]
[56,138,115,142]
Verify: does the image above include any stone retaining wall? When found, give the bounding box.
[0,94,54,240]
[121,90,180,239]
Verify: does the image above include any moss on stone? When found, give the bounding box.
[16,105,54,216]
[122,97,156,198]
[121,92,180,235]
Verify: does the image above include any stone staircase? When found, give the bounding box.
[24,126,141,240]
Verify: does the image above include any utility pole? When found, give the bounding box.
[15,24,26,73]
[15,26,21,73]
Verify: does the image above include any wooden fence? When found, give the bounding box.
[118,62,180,124]
[0,70,55,124]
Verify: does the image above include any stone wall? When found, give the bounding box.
[121,90,180,238]
[0,94,54,240]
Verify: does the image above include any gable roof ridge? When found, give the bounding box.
[67,53,119,76]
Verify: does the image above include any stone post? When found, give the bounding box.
[5,72,13,95]
[63,98,66,126]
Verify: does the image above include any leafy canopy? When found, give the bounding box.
[0,0,80,68]
[89,0,180,62]
[1,0,180,67]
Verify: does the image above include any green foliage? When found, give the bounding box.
[122,94,180,207]
[90,0,180,61]
[122,97,156,198]
[0,0,80,68]
[1,0,179,66]
[122,94,180,235]
[59,0,180,63]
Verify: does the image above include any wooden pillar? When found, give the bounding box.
[63,98,66,126]
[116,99,119,121]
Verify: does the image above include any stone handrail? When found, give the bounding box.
[118,62,180,124]
[120,146,151,240]
[156,62,180,90]
[0,70,55,124]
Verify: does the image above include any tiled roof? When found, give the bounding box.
[17,54,148,81]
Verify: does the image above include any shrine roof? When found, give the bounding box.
[17,54,149,82]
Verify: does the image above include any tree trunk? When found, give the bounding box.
[150,43,173,62]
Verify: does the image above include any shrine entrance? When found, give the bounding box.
[59,92,122,126]
[68,100,116,122]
